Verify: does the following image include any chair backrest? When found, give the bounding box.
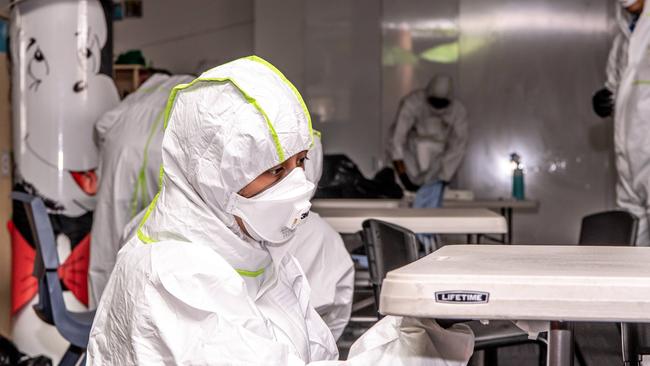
[12,192,95,349]
[579,210,638,246]
[361,219,419,312]
[578,210,650,358]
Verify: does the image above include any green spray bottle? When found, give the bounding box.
[510,153,525,200]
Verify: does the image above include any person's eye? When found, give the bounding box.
[267,166,284,176]
[298,156,309,166]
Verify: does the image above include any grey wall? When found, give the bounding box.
[114,0,253,75]
[456,0,616,244]
[255,0,382,177]
[381,0,616,244]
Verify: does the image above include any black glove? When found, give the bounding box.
[399,173,420,192]
[592,88,614,118]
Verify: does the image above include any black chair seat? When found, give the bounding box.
[470,321,535,350]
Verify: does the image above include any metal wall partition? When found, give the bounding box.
[381,0,616,244]
[305,0,383,177]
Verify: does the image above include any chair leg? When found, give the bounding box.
[58,345,84,366]
[538,339,547,366]
[484,348,498,365]
[622,323,643,366]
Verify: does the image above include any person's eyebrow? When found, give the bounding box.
[27,38,36,50]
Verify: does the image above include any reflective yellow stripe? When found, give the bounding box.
[246,55,314,147]
[634,80,650,85]
[236,268,265,277]
[137,192,159,244]
[130,109,165,217]
[313,129,322,138]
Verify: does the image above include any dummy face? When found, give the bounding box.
[627,0,644,14]
[10,0,119,214]
[235,150,309,235]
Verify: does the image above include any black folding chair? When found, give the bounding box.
[12,192,95,366]
[361,219,546,365]
[579,211,638,246]
[361,219,419,313]
[576,210,644,366]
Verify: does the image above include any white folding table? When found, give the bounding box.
[311,198,402,209]
[443,199,539,244]
[380,245,650,365]
[312,198,537,243]
[312,207,508,237]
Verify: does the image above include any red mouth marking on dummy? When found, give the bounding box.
[70,170,98,196]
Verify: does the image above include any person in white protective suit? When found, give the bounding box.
[87,56,474,365]
[390,74,468,209]
[118,130,355,340]
[614,0,650,246]
[281,131,355,340]
[89,73,194,306]
[96,78,353,337]
[592,0,644,118]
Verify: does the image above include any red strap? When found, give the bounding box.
[8,220,91,315]
[57,235,90,306]
[8,220,38,315]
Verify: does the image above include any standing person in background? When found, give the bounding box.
[613,0,650,245]
[390,74,468,209]
[592,0,643,118]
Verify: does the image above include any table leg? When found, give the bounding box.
[506,207,513,244]
[548,322,574,366]
[622,323,644,366]
[500,207,507,243]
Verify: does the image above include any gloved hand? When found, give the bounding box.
[347,316,474,366]
[592,87,614,118]
[399,174,420,192]
[393,160,420,192]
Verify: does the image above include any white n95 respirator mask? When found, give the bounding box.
[227,168,315,244]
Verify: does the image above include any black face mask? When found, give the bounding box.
[428,97,450,109]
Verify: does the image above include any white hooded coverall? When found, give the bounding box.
[390,87,468,186]
[615,6,650,245]
[87,56,474,365]
[95,84,355,337]
[89,74,194,306]
[606,5,634,95]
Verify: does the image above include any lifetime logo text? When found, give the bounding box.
[435,291,489,304]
